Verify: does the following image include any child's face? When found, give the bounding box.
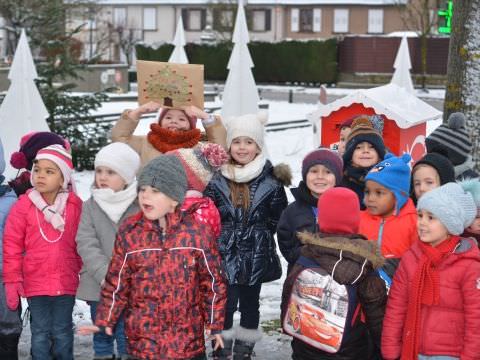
[417,209,449,247]
[352,142,380,168]
[338,126,351,157]
[138,185,179,221]
[32,159,64,195]
[230,136,259,165]
[160,109,191,131]
[413,164,440,200]
[364,180,396,217]
[306,164,336,197]
[95,166,127,192]
[467,214,480,234]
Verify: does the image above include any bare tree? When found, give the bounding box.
[208,0,237,41]
[443,0,480,172]
[113,24,141,66]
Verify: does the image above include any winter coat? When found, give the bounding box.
[111,110,227,168]
[76,197,139,302]
[277,181,318,274]
[0,187,21,336]
[3,191,82,297]
[281,232,387,360]
[204,161,289,286]
[341,165,372,210]
[95,210,227,360]
[181,196,221,239]
[381,238,480,360]
[359,198,417,258]
[454,156,479,180]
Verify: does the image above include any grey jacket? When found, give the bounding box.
[76,197,139,301]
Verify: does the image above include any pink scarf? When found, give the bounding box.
[28,189,69,231]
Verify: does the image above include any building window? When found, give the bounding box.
[368,9,383,34]
[213,9,234,31]
[182,9,206,31]
[250,9,271,32]
[143,8,157,31]
[291,8,299,32]
[313,9,322,32]
[299,9,313,32]
[333,9,349,33]
[113,8,126,27]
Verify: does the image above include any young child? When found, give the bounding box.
[460,178,480,242]
[112,102,226,168]
[281,187,387,360]
[278,148,343,274]
[411,151,455,204]
[330,118,353,156]
[8,131,69,196]
[79,155,227,360]
[382,182,480,359]
[204,112,290,359]
[360,153,417,259]
[168,143,229,239]
[0,139,20,360]
[341,117,386,209]
[3,144,82,359]
[76,142,141,360]
[425,112,479,179]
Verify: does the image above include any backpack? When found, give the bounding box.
[282,256,360,353]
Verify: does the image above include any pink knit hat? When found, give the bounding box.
[31,144,74,190]
[158,108,197,130]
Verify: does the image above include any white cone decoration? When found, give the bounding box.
[221,0,260,119]
[169,17,188,64]
[391,35,415,94]
[0,29,50,178]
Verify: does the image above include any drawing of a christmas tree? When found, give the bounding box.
[144,65,192,107]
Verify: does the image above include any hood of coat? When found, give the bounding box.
[272,162,292,187]
[297,231,385,285]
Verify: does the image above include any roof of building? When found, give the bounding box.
[97,0,408,6]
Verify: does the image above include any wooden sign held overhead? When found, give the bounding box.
[137,60,204,109]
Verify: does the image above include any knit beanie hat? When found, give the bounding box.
[302,148,343,185]
[0,137,5,175]
[95,142,141,185]
[417,182,477,235]
[137,154,188,204]
[412,151,455,186]
[157,108,197,130]
[226,111,268,150]
[425,112,472,166]
[168,143,228,192]
[343,117,386,165]
[318,187,360,234]
[459,178,480,211]
[32,144,74,190]
[365,153,412,214]
[10,132,70,171]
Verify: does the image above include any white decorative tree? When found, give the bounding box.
[390,35,415,94]
[0,29,49,178]
[221,0,259,119]
[169,16,189,64]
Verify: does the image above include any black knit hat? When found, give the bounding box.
[343,117,386,165]
[425,112,472,166]
[412,151,455,186]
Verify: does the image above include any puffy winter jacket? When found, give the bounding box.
[281,232,387,360]
[382,238,480,360]
[181,196,221,239]
[359,198,417,258]
[204,161,289,285]
[76,197,139,302]
[95,210,227,360]
[3,191,82,297]
[277,181,318,274]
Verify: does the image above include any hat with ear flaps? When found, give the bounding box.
[343,117,386,166]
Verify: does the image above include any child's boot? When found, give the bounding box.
[233,327,262,360]
[212,328,235,360]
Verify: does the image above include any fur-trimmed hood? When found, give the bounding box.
[272,163,292,187]
[297,231,385,285]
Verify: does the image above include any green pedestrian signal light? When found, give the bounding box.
[438,0,453,34]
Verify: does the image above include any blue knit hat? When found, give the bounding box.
[365,153,412,214]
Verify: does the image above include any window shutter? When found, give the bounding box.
[265,9,271,31]
[313,8,321,32]
[201,9,207,30]
[182,9,189,30]
[291,8,299,32]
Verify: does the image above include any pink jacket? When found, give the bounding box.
[3,192,83,297]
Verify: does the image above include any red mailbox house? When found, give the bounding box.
[308,83,442,162]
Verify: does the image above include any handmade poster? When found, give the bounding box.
[137,60,204,109]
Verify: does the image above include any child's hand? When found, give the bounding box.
[180,105,209,120]
[77,325,112,336]
[130,101,162,119]
[206,329,224,350]
[5,282,24,310]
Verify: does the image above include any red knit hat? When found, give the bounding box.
[158,108,197,130]
[318,187,360,234]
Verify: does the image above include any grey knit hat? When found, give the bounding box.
[138,155,188,204]
[417,182,477,235]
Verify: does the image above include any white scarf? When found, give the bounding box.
[220,153,267,183]
[92,181,138,223]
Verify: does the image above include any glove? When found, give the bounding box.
[5,282,24,310]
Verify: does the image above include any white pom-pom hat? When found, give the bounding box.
[225,111,269,150]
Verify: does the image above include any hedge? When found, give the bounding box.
[135,39,338,84]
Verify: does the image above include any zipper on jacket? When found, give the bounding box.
[377,219,386,252]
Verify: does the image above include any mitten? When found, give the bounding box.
[5,282,24,310]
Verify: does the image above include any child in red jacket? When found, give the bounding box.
[3,144,82,360]
[79,155,227,360]
[382,182,480,360]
